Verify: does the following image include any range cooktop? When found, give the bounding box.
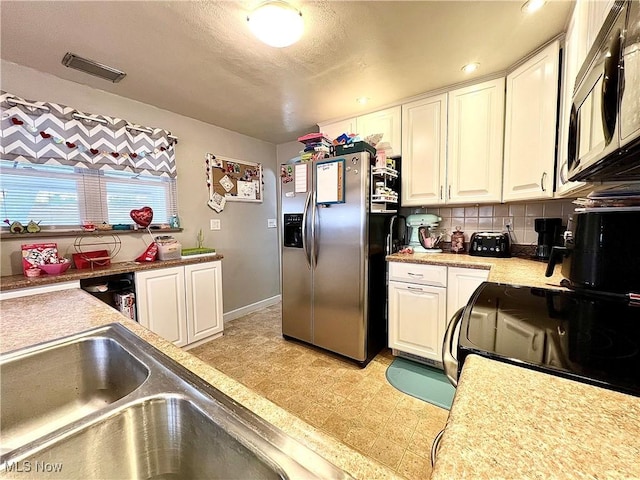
[458,283,640,397]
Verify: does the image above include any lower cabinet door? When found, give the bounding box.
[135,266,187,347]
[388,280,446,362]
[446,267,490,320]
[185,261,223,343]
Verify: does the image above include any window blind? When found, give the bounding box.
[0,160,177,228]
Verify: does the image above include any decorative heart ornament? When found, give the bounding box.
[40,131,52,139]
[90,148,99,155]
[11,117,24,125]
[130,206,153,228]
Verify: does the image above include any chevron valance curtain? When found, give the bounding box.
[0,91,177,178]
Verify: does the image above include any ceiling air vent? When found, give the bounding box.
[61,53,126,83]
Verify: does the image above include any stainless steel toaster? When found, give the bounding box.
[468,232,511,258]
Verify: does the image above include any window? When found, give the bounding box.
[0,160,177,228]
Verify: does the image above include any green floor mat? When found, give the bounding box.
[385,357,455,410]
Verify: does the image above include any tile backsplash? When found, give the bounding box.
[403,199,577,245]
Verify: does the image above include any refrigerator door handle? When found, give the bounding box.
[302,191,312,269]
[311,192,318,268]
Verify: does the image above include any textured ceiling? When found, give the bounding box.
[0,1,573,144]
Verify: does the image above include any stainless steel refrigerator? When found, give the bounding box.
[280,152,396,365]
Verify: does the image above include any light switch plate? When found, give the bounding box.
[267,219,277,228]
[210,219,221,230]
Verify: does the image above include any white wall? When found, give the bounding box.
[1,60,280,313]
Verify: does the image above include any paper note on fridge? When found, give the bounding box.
[294,163,307,193]
[316,160,344,204]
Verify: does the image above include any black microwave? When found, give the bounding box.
[568,0,640,182]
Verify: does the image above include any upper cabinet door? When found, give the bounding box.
[586,0,615,53]
[318,118,356,143]
[447,78,505,204]
[401,94,447,206]
[503,41,560,202]
[356,106,402,156]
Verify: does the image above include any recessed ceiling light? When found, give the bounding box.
[356,97,370,105]
[522,0,546,14]
[247,1,304,48]
[461,63,480,74]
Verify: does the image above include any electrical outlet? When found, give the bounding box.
[210,219,221,231]
[267,219,277,228]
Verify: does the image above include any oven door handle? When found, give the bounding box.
[430,428,445,467]
[443,307,464,388]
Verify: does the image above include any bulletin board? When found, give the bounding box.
[209,155,263,203]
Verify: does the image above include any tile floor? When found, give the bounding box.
[190,303,449,480]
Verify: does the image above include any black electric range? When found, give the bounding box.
[457,282,640,397]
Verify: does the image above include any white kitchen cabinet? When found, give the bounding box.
[401,94,448,206]
[318,118,356,143]
[585,0,615,53]
[135,261,223,348]
[356,106,402,156]
[318,106,401,155]
[388,280,447,363]
[388,261,447,287]
[447,78,505,204]
[388,263,489,366]
[185,262,224,343]
[503,41,560,202]
[446,266,490,358]
[136,266,188,347]
[388,262,447,364]
[446,267,489,321]
[556,2,591,197]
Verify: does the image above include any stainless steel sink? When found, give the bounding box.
[1,336,149,454]
[0,324,352,480]
[3,396,284,479]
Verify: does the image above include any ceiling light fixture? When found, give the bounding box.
[356,96,370,105]
[461,63,480,74]
[521,0,546,14]
[247,1,304,48]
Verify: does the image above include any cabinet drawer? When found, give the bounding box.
[388,262,447,287]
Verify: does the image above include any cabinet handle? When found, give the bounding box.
[448,185,452,199]
[540,172,547,192]
[407,272,424,277]
[407,286,425,293]
[440,185,443,200]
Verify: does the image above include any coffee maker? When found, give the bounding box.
[534,218,563,260]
